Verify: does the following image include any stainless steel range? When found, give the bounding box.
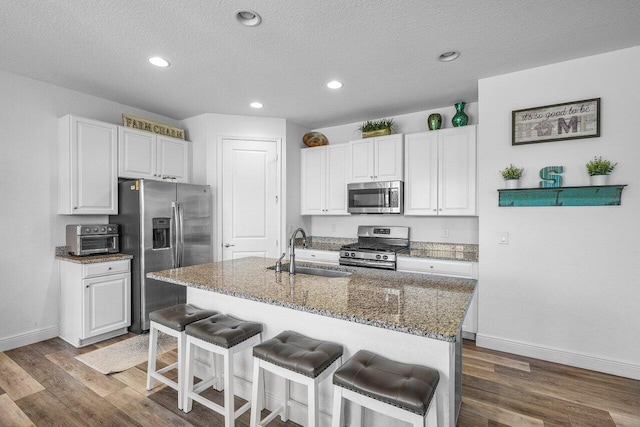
[339,226,409,270]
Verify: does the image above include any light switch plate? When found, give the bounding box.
[442,228,449,238]
[499,232,509,244]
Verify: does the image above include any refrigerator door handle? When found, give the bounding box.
[178,204,185,267]
[172,202,179,268]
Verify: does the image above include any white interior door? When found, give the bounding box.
[222,139,279,260]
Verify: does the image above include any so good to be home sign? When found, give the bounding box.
[512,98,600,146]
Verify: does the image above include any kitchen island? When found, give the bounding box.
[147,256,476,427]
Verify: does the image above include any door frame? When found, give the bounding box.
[215,135,283,261]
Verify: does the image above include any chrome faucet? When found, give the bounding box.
[289,228,307,274]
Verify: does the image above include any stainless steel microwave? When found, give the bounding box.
[347,181,403,214]
[66,224,120,256]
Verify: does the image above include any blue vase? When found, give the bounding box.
[452,102,469,127]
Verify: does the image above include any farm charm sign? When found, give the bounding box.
[512,98,600,146]
[122,114,185,140]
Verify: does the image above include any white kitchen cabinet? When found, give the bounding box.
[118,126,191,183]
[404,126,477,216]
[59,259,131,347]
[295,248,341,265]
[58,115,118,214]
[300,144,350,215]
[349,134,403,183]
[397,255,478,338]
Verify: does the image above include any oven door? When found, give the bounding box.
[347,181,403,214]
[75,234,119,255]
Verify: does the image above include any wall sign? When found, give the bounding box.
[512,98,600,146]
[539,166,564,188]
[122,114,185,139]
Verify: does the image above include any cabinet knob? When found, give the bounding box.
[85,285,89,288]
[108,267,112,270]
[74,207,78,210]
[433,209,437,212]
[438,208,442,211]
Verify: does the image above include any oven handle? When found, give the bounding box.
[339,258,396,269]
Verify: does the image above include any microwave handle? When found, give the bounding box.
[172,202,179,268]
[385,190,390,206]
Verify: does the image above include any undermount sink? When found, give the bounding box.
[268,264,352,278]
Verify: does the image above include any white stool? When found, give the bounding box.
[249,330,344,427]
[146,304,217,410]
[331,350,440,427]
[183,313,263,427]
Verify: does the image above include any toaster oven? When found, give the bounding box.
[66,224,119,256]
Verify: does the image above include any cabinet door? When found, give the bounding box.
[300,147,326,214]
[82,273,131,339]
[67,116,118,214]
[438,127,477,216]
[157,136,190,183]
[404,132,438,215]
[325,144,350,214]
[349,139,375,183]
[375,134,403,181]
[118,127,156,179]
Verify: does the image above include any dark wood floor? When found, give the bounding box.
[1,335,638,426]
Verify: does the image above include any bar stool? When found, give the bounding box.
[249,330,343,427]
[331,350,440,427]
[146,303,218,410]
[183,313,263,427]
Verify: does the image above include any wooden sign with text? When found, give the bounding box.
[122,114,185,140]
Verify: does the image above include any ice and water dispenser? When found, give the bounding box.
[152,218,171,249]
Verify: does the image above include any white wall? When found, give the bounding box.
[310,104,480,243]
[0,69,179,351]
[180,113,289,261]
[477,46,640,379]
[285,120,312,239]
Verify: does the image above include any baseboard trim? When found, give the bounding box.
[0,325,59,352]
[476,333,640,380]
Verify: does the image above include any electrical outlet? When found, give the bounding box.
[331,223,336,232]
[499,232,509,244]
[442,228,449,238]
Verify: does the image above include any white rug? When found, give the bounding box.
[75,333,177,375]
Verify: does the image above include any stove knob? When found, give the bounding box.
[83,227,90,233]
[376,255,381,260]
[93,227,99,232]
[351,252,356,257]
[343,252,349,257]
[383,255,388,260]
[101,226,106,232]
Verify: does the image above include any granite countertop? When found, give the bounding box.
[296,237,479,262]
[147,256,476,342]
[55,246,133,264]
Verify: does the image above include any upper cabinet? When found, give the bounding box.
[404,125,477,216]
[349,134,403,183]
[118,127,190,183]
[58,115,118,215]
[301,144,350,215]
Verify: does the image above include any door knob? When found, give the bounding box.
[224,243,235,247]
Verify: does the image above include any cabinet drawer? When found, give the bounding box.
[83,260,130,278]
[397,256,475,278]
[296,249,340,265]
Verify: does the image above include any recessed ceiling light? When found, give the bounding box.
[236,10,262,26]
[327,80,343,89]
[250,102,263,109]
[148,56,170,67]
[438,51,460,62]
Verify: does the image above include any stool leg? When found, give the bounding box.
[177,331,185,410]
[308,379,318,427]
[331,386,343,427]
[281,377,290,422]
[223,350,234,427]
[249,359,263,427]
[351,402,364,427]
[146,325,158,390]
[425,391,438,427]
[183,338,195,413]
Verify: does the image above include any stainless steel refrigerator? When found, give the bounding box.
[110,179,213,333]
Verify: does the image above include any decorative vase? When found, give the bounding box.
[452,102,469,127]
[505,179,520,189]
[589,174,609,186]
[427,113,442,131]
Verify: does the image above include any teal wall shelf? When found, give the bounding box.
[498,185,627,207]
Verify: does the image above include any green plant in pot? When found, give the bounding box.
[586,156,617,186]
[357,118,396,138]
[500,164,523,189]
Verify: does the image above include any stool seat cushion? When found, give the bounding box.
[185,314,262,349]
[149,304,218,332]
[333,350,439,416]
[253,330,343,378]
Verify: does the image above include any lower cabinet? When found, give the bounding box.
[59,259,131,347]
[294,248,341,265]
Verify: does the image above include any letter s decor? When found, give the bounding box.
[539,166,564,188]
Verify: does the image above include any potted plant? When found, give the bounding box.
[500,164,523,189]
[586,156,617,185]
[357,118,396,138]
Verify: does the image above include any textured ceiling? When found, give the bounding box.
[1,1,640,129]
